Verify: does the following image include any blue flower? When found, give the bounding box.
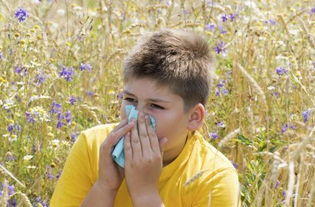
[56,121,64,128]
[217,80,225,88]
[7,124,14,132]
[59,66,74,81]
[86,91,95,96]
[209,132,219,140]
[216,121,225,128]
[69,96,77,105]
[15,8,29,22]
[214,41,225,54]
[265,19,277,25]
[229,14,237,21]
[311,7,315,14]
[65,111,72,123]
[276,67,288,75]
[15,66,28,76]
[302,109,311,122]
[50,101,62,114]
[205,24,216,31]
[71,131,80,142]
[80,63,92,71]
[221,14,228,22]
[218,25,227,34]
[25,112,35,123]
[0,52,3,60]
[34,73,46,85]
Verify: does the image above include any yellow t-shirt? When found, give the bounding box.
[50,123,240,207]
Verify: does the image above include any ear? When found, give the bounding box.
[186,103,205,131]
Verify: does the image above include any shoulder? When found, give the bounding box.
[77,123,119,149]
[189,131,236,171]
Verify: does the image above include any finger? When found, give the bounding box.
[112,119,128,132]
[159,137,168,155]
[131,119,142,157]
[138,112,151,155]
[124,132,132,162]
[145,115,159,153]
[107,121,135,148]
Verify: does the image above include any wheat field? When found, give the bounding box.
[0,0,314,206]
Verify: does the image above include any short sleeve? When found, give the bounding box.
[50,132,94,207]
[192,168,241,207]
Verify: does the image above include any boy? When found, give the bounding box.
[50,29,240,207]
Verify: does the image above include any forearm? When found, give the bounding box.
[131,189,165,207]
[80,181,117,207]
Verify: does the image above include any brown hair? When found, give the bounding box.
[123,29,214,112]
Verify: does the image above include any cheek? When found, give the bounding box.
[120,103,127,120]
[154,111,181,137]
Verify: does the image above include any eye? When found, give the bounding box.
[150,103,165,110]
[123,97,136,103]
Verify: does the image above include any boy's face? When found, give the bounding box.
[120,77,191,162]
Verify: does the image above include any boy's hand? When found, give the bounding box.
[124,112,168,203]
[97,119,135,192]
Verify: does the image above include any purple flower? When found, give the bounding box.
[215,88,220,96]
[265,19,277,25]
[216,121,225,128]
[69,96,77,105]
[232,162,238,169]
[7,124,14,132]
[276,67,288,75]
[8,185,14,196]
[222,89,229,95]
[311,7,315,14]
[25,112,35,123]
[221,14,228,22]
[71,131,80,142]
[0,52,3,60]
[209,132,219,140]
[217,80,225,88]
[50,101,62,114]
[302,109,311,122]
[56,121,64,128]
[214,41,225,54]
[34,73,46,85]
[281,123,296,133]
[229,14,237,21]
[15,8,29,22]
[59,66,74,81]
[205,24,216,31]
[275,180,280,189]
[86,91,95,96]
[65,111,72,123]
[79,63,92,71]
[218,25,227,34]
[15,66,28,76]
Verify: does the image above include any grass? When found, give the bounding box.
[0,0,314,206]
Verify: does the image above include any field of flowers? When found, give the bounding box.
[0,0,314,206]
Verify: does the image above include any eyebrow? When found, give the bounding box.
[122,90,171,103]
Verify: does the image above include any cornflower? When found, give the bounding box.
[50,101,62,114]
[15,66,28,76]
[221,14,228,22]
[69,96,77,105]
[205,24,216,31]
[59,66,74,81]
[80,63,92,71]
[214,41,225,54]
[302,109,311,122]
[276,67,288,75]
[311,7,315,14]
[15,8,29,22]
[35,73,46,85]
[209,132,219,140]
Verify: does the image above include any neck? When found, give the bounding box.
[162,134,188,166]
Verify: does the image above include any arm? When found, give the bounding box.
[124,113,167,207]
[80,181,117,207]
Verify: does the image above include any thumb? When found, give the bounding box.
[159,137,168,154]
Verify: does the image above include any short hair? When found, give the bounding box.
[123,29,214,112]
